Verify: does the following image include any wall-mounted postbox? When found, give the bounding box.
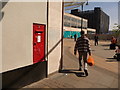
[33,23,45,64]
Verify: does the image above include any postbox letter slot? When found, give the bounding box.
[35,31,43,33]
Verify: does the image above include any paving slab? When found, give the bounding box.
[22,39,119,89]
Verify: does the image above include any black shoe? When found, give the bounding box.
[79,68,82,71]
[84,69,88,76]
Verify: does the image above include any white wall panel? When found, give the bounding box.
[2,2,47,72]
[48,2,62,74]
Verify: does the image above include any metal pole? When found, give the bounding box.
[60,1,64,71]
[70,17,71,38]
[81,4,83,31]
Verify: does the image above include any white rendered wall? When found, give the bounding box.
[2,2,47,72]
[48,1,62,74]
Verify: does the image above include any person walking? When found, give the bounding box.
[74,34,77,41]
[74,31,91,76]
[94,34,99,46]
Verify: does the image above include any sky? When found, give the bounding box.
[65,1,119,31]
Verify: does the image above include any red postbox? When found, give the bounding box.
[33,23,45,64]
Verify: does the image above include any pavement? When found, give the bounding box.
[22,39,119,89]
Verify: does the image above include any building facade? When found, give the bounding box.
[64,13,88,38]
[71,7,110,34]
[1,1,63,88]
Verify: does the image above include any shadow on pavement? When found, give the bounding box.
[68,47,71,48]
[101,44,110,47]
[59,69,85,77]
[104,49,115,50]
[59,69,80,73]
[106,58,117,62]
[75,72,86,77]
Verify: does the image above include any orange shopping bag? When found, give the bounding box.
[87,56,95,66]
